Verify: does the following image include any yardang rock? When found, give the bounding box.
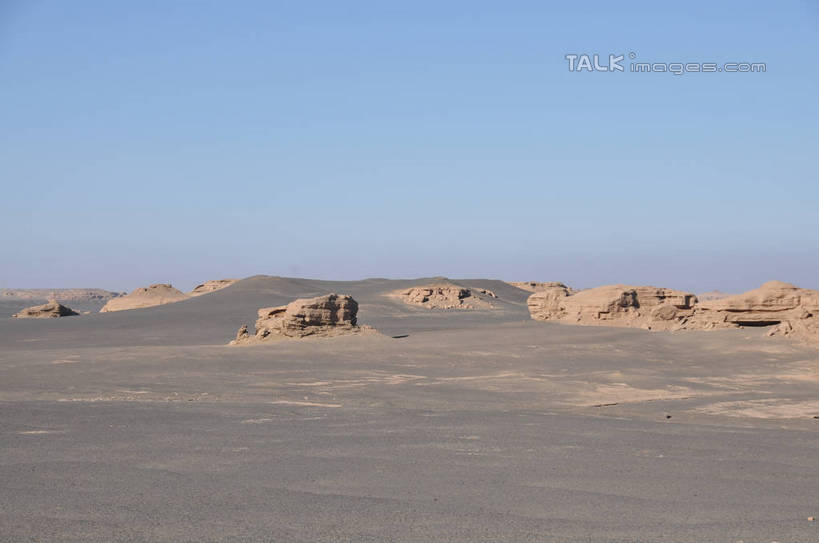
[395,284,495,310]
[12,301,79,319]
[231,293,372,343]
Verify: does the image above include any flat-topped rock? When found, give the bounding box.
[100,284,189,312]
[231,293,372,343]
[12,301,79,319]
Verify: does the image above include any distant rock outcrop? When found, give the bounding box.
[188,279,238,297]
[231,293,373,344]
[1,288,120,302]
[100,284,189,312]
[12,301,79,319]
[509,281,574,294]
[395,285,495,310]
[528,280,819,345]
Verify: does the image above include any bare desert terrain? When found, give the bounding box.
[2,276,818,542]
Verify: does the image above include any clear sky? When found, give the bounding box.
[1,1,817,293]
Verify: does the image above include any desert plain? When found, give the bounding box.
[2,276,819,542]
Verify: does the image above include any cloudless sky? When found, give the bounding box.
[1,1,817,292]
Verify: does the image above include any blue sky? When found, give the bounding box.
[1,1,817,292]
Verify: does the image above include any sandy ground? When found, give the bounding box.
[1,276,818,542]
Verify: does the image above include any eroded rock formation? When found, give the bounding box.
[527,284,696,330]
[688,281,818,334]
[12,301,79,319]
[234,324,249,342]
[100,284,189,312]
[189,279,238,297]
[395,285,494,310]
[1,288,120,302]
[527,280,819,345]
[231,293,371,344]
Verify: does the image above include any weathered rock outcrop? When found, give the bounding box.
[527,284,697,330]
[189,279,238,297]
[12,301,79,318]
[528,280,819,346]
[100,284,189,312]
[231,294,372,344]
[526,283,573,320]
[1,288,120,302]
[234,324,250,342]
[395,284,494,310]
[688,281,818,331]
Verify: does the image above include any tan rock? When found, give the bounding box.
[561,285,640,322]
[689,281,819,336]
[12,301,79,319]
[1,288,120,302]
[234,324,249,342]
[395,284,494,310]
[475,288,497,298]
[652,305,680,321]
[526,284,572,320]
[699,281,802,313]
[100,284,189,312]
[527,279,819,347]
[527,284,696,330]
[232,294,372,344]
[188,279,238,297]
[631,287,697,309]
